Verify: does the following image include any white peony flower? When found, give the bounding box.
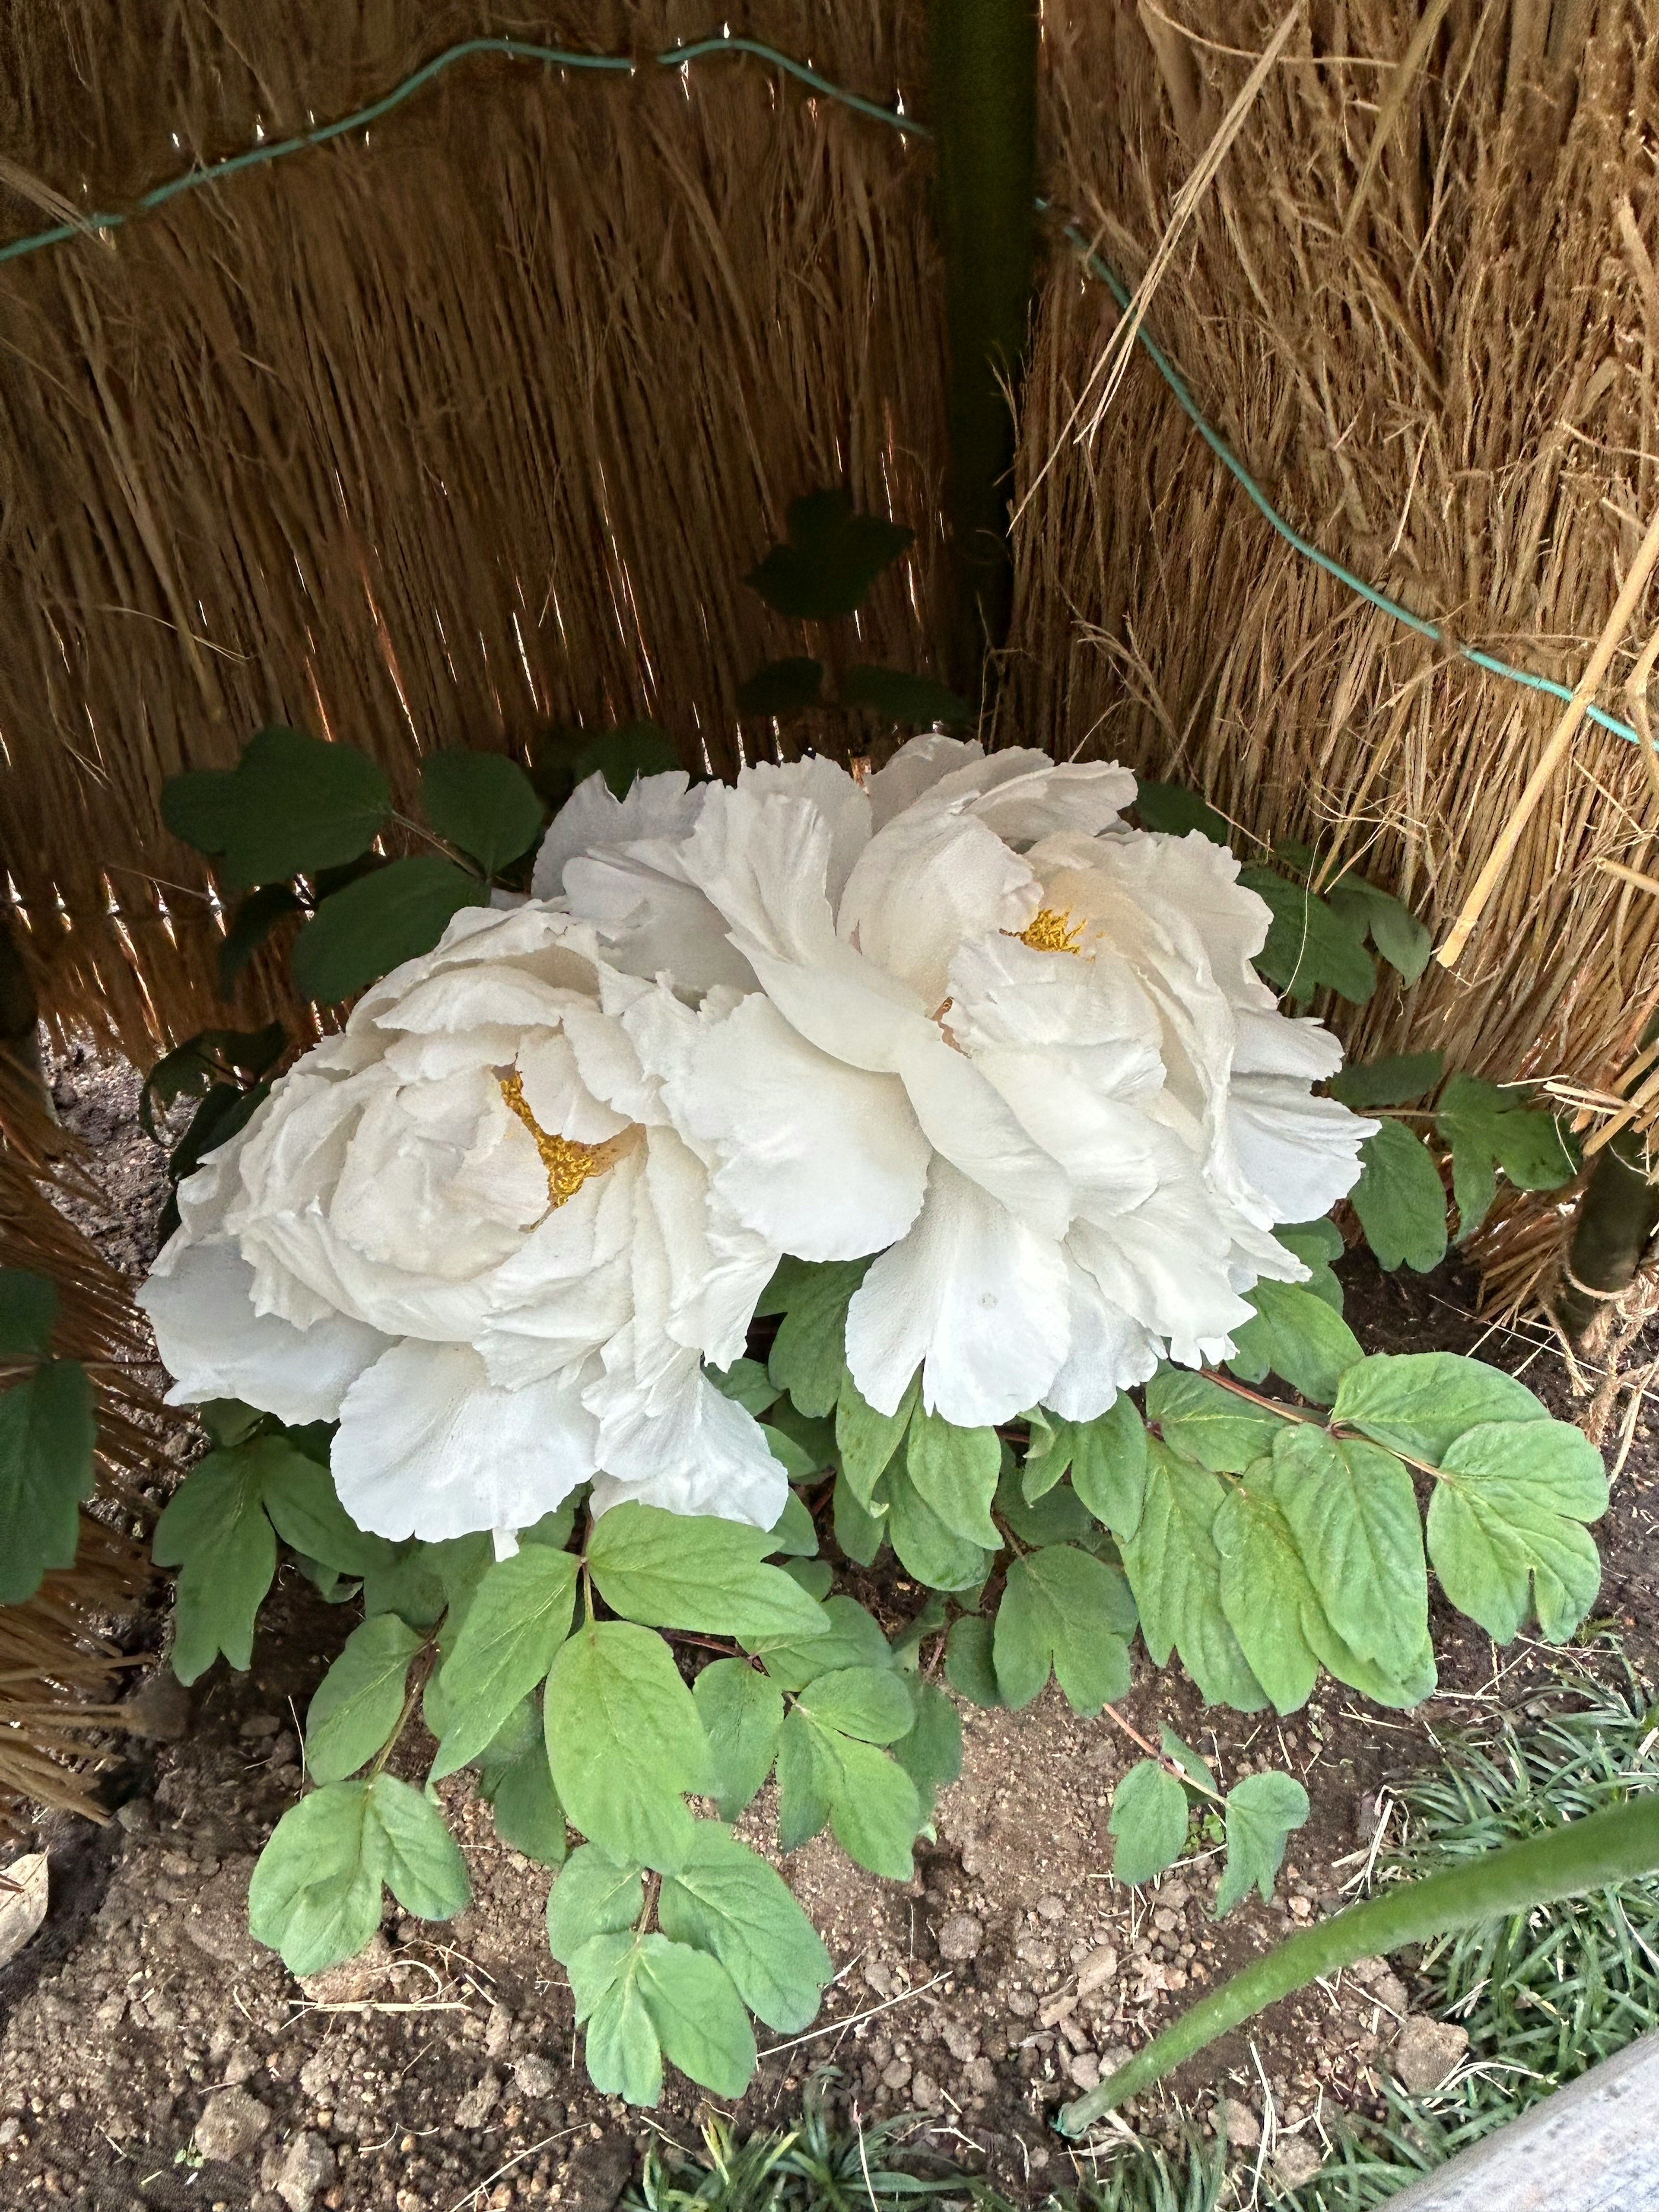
[138,906,787,1545]
[534,737,1376,1429]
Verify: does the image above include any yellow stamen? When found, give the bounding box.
[498,1072,613,1210]
[1018,906,1087,955]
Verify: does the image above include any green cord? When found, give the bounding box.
[0,29,1647,754]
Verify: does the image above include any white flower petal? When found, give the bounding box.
[738,756,871,903]
[333,1341,597,1541]
[836,808,1038,1007]
[586,1359,786,1529]
[530,769,702,899]
[867,733,985,828]
[1229,1076,1376,1221]
[1043,1260,1161,1421]
[844,1158,1069,1425]
[892,1029,1074,1241]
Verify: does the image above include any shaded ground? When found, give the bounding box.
[0,1052,1652,2209]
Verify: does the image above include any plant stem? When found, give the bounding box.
[1100,1703,1226,1808]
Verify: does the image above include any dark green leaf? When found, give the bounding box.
[164,1081,270,1192]
[260,1449,395,1580]
[1068,1397,1149,1535]
[753,1594,892,1693]
[161,766,243,858]
[833,1474,886,1567]
[0,1270,55,1359]
[1215,1773,1309,1916]
[693,1659,784,1821]
[840,666,971,725]
[943,1615,1003,1707]
[736,659,825,716]
[305,1613,423,1783]
[179,727,391,889]
[293,856,488,1004]
[768,1490,818,1559]
[775,1707,837,1852]
[1131,782,1230,844]
[477,1700,567,1864]
[1273,1218,1346,1310]
[419,749,544,876]
[1109,1761,1189,1886]
[544,1621,712,1871]
[1240,866,1375,1004]
[1350,1121,1448,1273]
[1325,876,1432,985]
[745,490,912,620]
[658,1822,831,2032]
[708,1359,780,1418]
[994,1546,1135,1714]
[1328,1051,1444,1109]
[152,1441,276,1682]
[890,1680,963,1817]
[218,886,305,995]
[835,1368,915,1507]
[769,1263,868,1418]
[140,1023,286,1139]
[884,1462,993,1592]
[573,722,682,801]
[0,1360,94,1603]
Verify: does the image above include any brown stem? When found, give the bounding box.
[1100,1702,1225,1807]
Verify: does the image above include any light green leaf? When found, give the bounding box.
[360,1541,451,1631]
[305,1613,423,1783]
[544,1621,712,1872]
[833,1474,886,1566]
[153,1443,276,1684]
[1228,1280,1363,1405]
[477,1701,567,1864]
[546,1845,645,1964]
[762,1425,823,1483]
[693,1659,784,1821]
[1435,1072,1578,1237]
[884,1462,993,1592]
[775,1707,837,1852]
[1068,1395,1148,1535]
[904,1408,1001,1548]
[588,1502,827,1640]
[819,1730,923,1881]
[658,1822,832,2032]
[1331,1351,1548,1465]
[0,1269,55,1358]
[1120,1442,1267,1711]
[292,856,488,1004]
[248,1781,384,1976]
[782,1558,833,1601]
[1108,1761,1189,1887]
[1215,1772,1309,1917]
[1145,1370,1281,1474]
[1270,1427,1428,1679]
[1240,865,1375,1004]
[1272,1219,1347,1309]
[768,1262,868,1418]
[944,1615,1004,1707]
[767,1490,818,1559]
[891,1681,963,1817]
[259,1447,395,1580]
[368,1772,470,1921]
[708,1358,781,1418]
[1428,1420,1607,1642]
[629,1934,757,2099]
[834,1367,917,1510]
[418,748,544,876]
[753,1594,892,1693]
[997,1471,1098,1551]
[795,1667,915,1745]
[1303,1613,1438,1710]
[1161,1729,1217,1792]
[428,1545,578,1779]
[994,1546,1135,1714]
[580,1939,663,2107]
[1213,1482,1322,1717]
[0,1359,95,1604]
[1328,1051,1444,1109]
[1350,1120,1448,1274]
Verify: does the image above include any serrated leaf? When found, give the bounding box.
[891,1680,963,1816]
[544,1621,712,1872]
[1350,1120,1448,1273]
[587,1502,828,1640]
[0,1270,55,1358]
[1120,1442,1267,1711]
[429,1545,578,1778]
[293,856,488,1004]
[1145,1370,1281,1474]
[905,1407,1001,1549]
[840,666,971,726]
[658,1823,831,2032]
[1068,1396,1148,1535]
[736,658,825,716]
[1215,1772,1309,1917]
[836,1368,916,1507]
[753,1594,892,1692]
[745,490,911,620]
[994,1546,1135,1714]
[1331,1352,1548,1465]
[1327,1052,1444,1109]
[769,1263,868,1419]
[1435,1072,1578,1237]
[1213,1482,1322,1716]
[1108,1761,1189,1886]
[1427,1420,1607,1642]
[1240,865,1375,1004]
[796,1666,915,1745]
[943,1615,1003,1707]
[884,1461,992,1592]
[546,1845,645,1964]
[693,1659,784,1820]
[248,1781,384,1977]
[152,1442,276,1683]
[419,749,544,877]
[1270,1426,1428,1680]
[833,1474,886,1567]
[0,1360,95,1604]
[1228,1280,1363,1405]
[305,1613,423,1783]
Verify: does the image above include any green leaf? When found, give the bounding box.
[944,1615,1003,1706]
[197,1399,267,1449]
[736,658,825,716]
[817,1730,923,1881]
[904,1407,1001,1548]
[624,1935,758,2101]
[368,1772,470,1921]
[573,722,682,801]
[163,1081,271,1195]
[1328,1051,1444,1109]
[1145,1370,1281,1474]
[0,1359,94,1602]
[1120,1442,1267,1711]
[769,1262,868,1418]
[891,1680,963,1817]
[693,1659,784,1820]
[429,1545,579,1778]
[997,1470,1098,1550]
[1215,1772,1309,1917]
[0,1269,55,1357]
[161,765,244,858]
[579,1939,663,2106]
[884,1462,993,1592]
[477,1702,567,1865]
[994,1546,1135,1714]
[768,1491,819,1559]
[305,1613,423,1783]
[1108,1761,1189,1887]
[218,884,305,994]
[248,1781,384,1977]
[658,1823,831,2032]
[1435,1072,1579,1237]
[745,490,911,620]
[753,1594,892,1692]
[1068,1396,1149,1535]
[836,1368,916,1507]
[1270,1426,1429,1680]
[259,1447,395,1580]
[172,727,392,888]
[293,856,488,1004]
[360,1541,451,1630]
[1427,1419,1607,1642]
[1325,876,1432,986]
[1228,1280,1363,1405]
[544,1621,712,1871]
[152,1443,276,1683]
[1350,1121,1448,1273]
[1161,1729,1217,1793]
[419,749,544,876]
[796,1667,915,1745]
[833,1475,886,1567]
[1272,1218,1347,1308]
[708,1358,781,1417]
[1131,781,1230,844]
[587,1502,828,1640]
[1239,865,1375,1004]
[775,1707,837,1852]
[546,1845,645,1964]
[782,1558,833,1600]
[1331,1351,1548,1464]
[1213,1482,1323,1717]
[840,666,972,726]
[140,1023,287,1138]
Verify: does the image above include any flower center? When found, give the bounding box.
[1018,906,1087,955]
[498,1072,613,1210]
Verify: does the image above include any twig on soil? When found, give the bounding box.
[1099,1703,1227,1806]
[293,1999,474,2017]
[758,1971,950,2058]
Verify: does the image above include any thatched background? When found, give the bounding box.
[2,1,1658,1287]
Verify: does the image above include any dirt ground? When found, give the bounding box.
[0,1046,1651,2211]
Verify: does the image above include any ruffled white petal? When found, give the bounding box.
[531,769,703,900]
[1228,1077,1376,1222]
[837,807,1038,1007]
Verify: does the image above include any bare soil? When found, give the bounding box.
[0,1052,1651,2210]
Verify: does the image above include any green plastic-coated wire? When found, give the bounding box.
[0,29,1647,754]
